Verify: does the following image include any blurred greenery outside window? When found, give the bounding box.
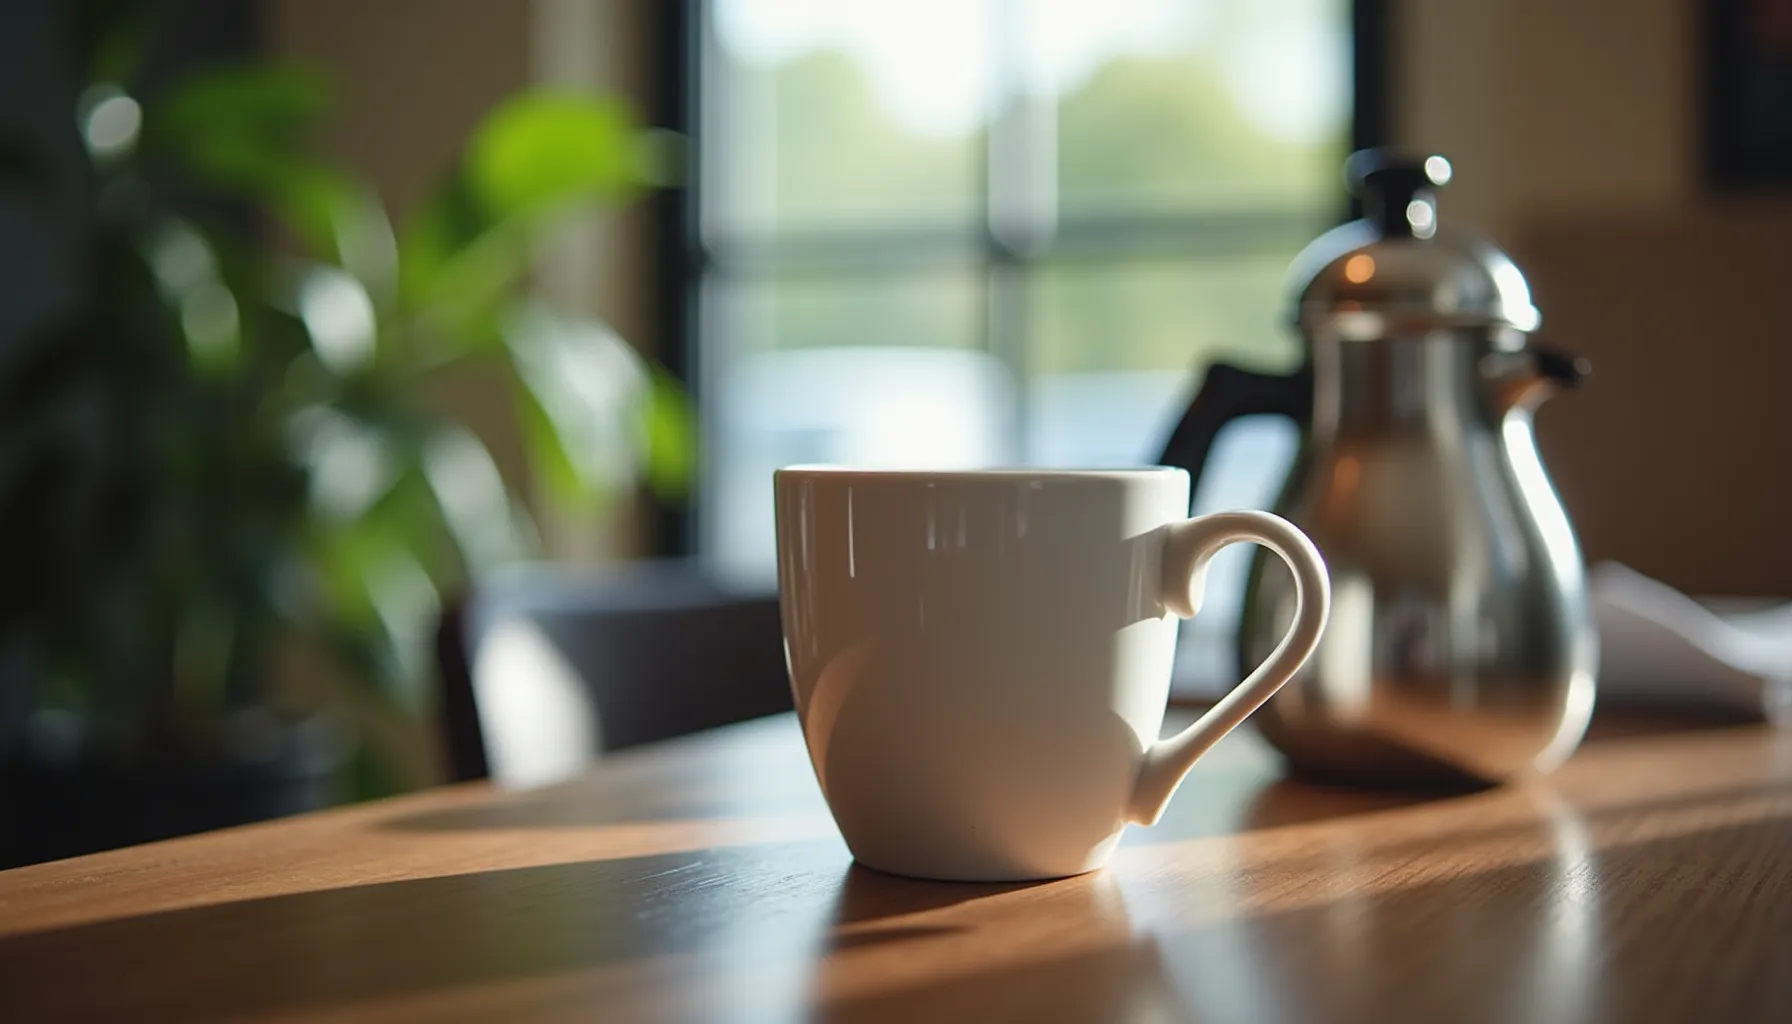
[696,0,1349,671]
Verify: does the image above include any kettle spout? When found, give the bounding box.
[1487,344,1589,414]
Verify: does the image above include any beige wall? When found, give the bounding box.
[268,1,534,221]
[1397,0,1697,239]
[1397,0,1792,595]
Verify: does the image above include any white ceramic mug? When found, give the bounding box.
[775,467,1330,881]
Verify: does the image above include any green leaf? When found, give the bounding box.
[398,168,535,351]
[274,175,397,300]
[637,368,695,500]
[288,406,401,523]
[419,426,530,573]
[144,65,390,278]
[290,265,379,376]
[397,168,482,305]
[301,536,429,707]
[513,374,601,514]
[502,303,648,510]
[398,90,661,338]
[177,280,241,375]
[152,64,332,153]
[72,0,159,85]
[360,546,439,707]
[178,144,353,252]
[331,188,400,305]
[304,518,389,629]
[502,302,693,514]
[466,90,650,221]
[407,223,532,351]
[297,465,456,706]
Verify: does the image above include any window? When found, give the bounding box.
[689,0,1355,686]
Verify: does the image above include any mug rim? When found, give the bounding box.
[776,465,1186,483]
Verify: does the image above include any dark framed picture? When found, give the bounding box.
[1707,0,1792,187]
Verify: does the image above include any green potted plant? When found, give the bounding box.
[0,6,688,865]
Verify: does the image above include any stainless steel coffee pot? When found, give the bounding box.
[1159,150,1598,788]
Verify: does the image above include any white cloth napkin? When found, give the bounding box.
[1591,562,1792,722]
[1175,561,1792,722]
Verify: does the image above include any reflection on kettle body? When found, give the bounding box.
[1160,149,1599,787]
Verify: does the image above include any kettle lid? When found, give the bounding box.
[1288,149,1540,335]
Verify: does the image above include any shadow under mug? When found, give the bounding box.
[775,467,1331,882]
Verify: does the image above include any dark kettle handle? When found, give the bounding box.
[1531,344,1590,387]
[1156,362,1313,507]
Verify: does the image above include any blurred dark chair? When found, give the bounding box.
[435,561,791,787]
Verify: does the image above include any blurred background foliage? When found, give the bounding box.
[0,0,688,798]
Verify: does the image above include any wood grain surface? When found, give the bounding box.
[2,713,1790,1023]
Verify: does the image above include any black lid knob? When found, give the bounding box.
[1346,149,1451,239]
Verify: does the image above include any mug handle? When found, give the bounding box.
[1125,510,1331,825]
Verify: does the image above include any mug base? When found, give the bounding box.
[847,837,1120,883]
[850,856,1104,884]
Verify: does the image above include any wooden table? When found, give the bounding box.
[2,713,1791,1023]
